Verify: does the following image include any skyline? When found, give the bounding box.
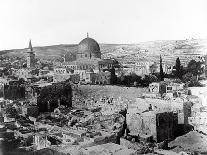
[0,0,207,50]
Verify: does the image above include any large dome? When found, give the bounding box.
[77,37,101,59]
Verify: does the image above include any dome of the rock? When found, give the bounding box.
[77,36,101,59]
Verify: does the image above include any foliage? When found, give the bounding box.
[117,72,142,86]
[110,67,117,85]
[116,72,160,87]
[19,78,25,84]
[187,60,204,76]
[6,107,18,118]
[149,63,158,74]
[182,71,205,87]
[186,79,205,87]
[175,57,183,79]
[182,72,193,83]
[172,78,182,83]
[130,73,142,83]
[141,74,158,87]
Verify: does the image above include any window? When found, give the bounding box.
[167,87,172,90]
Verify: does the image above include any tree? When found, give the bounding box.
[130,73,142,83]
[149,63,158,74]
[19,78,25,84]
[187,60,197,76]
[187,60,204,77]
[141,75,158,87]
[182,72,193,83]
[196,61,204,76]
[110,67,117,85]
[160,55,164,81]
[175,57,182,79]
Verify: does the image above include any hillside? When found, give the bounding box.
[1,39,206,64]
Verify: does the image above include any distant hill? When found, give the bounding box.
[1,39,206,64]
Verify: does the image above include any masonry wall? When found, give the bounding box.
[156,112,175,142]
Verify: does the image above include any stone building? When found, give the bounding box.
[53,67,80,83]
[148,81,184,96]
[134,61,150,76]
[14,68,39,81]
[59,34,118,84]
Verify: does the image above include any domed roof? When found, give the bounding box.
[78,37,100,54]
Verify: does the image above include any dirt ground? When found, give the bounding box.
[74,85,148,103]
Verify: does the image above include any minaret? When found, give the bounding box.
[29,39,33,51]
[87,32,89,38]
[27,40,35,68]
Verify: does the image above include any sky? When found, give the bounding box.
[0,0,207,50]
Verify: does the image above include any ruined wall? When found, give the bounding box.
[36,81,72,112]
[156,112,174,142]
[4,84,25,100]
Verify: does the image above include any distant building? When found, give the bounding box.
[59,34,118,84]
[148,81,184,96]
[134,61,150,76]
[14,68,39,81]
[53,67,80,83]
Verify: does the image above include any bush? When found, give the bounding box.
[117,73,142,86]
[187,80,205,87]
[141,75,158,87]
[182,72,193,83]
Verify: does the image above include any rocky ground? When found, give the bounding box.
[168,131,207,154]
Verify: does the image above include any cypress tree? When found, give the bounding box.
[175,57,182,79]
[160,55,164,81]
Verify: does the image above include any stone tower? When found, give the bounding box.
[27,40,35,68]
